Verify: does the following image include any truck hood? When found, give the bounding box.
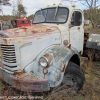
[0,24,62,71]
[0,24,60,38]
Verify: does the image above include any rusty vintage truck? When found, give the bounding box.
[0,4,99,93]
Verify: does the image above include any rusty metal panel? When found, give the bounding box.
[33,45,79,87]
[0,24,59,38]
[20,80,49,92]
[0,69,50,92]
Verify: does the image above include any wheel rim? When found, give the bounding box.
[62,74,79,90]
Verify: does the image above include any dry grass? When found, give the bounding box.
[84,26,100,34]
[44,60,100,100]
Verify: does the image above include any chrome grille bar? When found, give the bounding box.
[0,44,17,68]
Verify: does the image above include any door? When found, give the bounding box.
[69,10,84,52]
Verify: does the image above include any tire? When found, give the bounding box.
[61,61,85,92]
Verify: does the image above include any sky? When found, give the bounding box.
[0,0,95,16]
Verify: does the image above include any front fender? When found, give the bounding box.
[33,45,78,87]
[32,45,79,87]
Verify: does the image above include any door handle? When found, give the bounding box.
[77,26,80,30]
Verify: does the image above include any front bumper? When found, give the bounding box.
[0,68,50,92]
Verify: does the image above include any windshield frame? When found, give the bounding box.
[33,7,69,24]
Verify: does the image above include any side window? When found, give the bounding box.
[71,11,82,26]
[20,21,25,24]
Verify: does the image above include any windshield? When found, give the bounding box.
[33,7,69,24]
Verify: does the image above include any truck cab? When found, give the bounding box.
[33,5,84,53]
[0,4,85,93]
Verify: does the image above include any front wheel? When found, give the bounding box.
[61,61,85,93]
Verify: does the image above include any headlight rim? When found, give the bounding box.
[39,56,48,68]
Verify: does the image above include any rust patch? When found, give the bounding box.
[43,68,48,78]
[43,68,48,74]
[80,57,88,64]
[44,53,53,65]
[2,24,57,38]
[46,28,52,32]
[31,30,38,34]
[14,32,19,34]
[62,64,66,72]
[44,53,53,58]
[19,27,27,29]
[21,80,49,92]
[51,26,58,29]
[44,53,50,57]
[37,37,42,40]
[11,72,49,92]
[67,44,71,49]
[23,27,28,36]
[81,57,88,62]
[13,70,24,76]
[2,38,10,45]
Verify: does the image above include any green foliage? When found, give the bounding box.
[0,15,15,20]
[18,4,26,16]
[0,14,34,21]
[28,14,34,20]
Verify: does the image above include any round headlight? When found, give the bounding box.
[39,57,48,68]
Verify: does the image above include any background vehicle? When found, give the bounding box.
[84,20,100,60]
[0,17,31,30]
[0,4,99,93]
[11,17,31,28]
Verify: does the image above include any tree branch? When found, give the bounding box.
[85,0,91,7]
[80,1,89,8]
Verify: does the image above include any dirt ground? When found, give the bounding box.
[0,61,100,100]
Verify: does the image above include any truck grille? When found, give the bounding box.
[0,44,17,68]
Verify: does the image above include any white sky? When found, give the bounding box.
[0,0,96,16]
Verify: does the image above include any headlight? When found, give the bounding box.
[39,57,48,68]
[39,53,53,68]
